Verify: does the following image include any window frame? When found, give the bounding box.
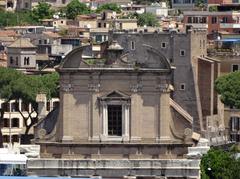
[232,64,239,72]
[180,49,185,56]
[131,41,135,50]
[180,83,186,90]
[99,91,130,142]
[211,16,217,24]
[161,42,166,48]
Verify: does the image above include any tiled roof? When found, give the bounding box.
[0,30,17,37]
[8,38,36,48]
[43,31,61,38]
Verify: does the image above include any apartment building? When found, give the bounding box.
[0,98,59,146]
[183,11,240,35]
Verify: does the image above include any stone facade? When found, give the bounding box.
[7,38,36,69]
[32,29,222,178]
[109,29,223,137]
[35,33,196,160]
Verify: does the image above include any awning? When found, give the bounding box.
[216,38,240,42]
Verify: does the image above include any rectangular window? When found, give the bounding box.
[180,50,185,56]
[3,135,9,143]
[12,135,19,143]
[2,102,10,112]
[25,2,28,8]
[44,39,47,44]
[222,17,228,23]
[3,118,9,127]
[131,41,135,50]
[98,22,101,28]
[11,102,19,112]
[212,17,217,24]
[47,101,51,111]
[24,57,30,65]
[12,118,19,128]
[161,42,166,48]
[180,83,186,90]
[187,17,192,23]
[108,105,122,136]
[10,56,13,64]
[39,40,42,44]
[103,23,106,28]
[231,117,239,131]
[16,57,18,65]
[232,64,239,72]
[193,17,198,23]
[202,17,207,23]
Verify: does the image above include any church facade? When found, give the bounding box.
[30,29,224,178]
[36,35,195,160]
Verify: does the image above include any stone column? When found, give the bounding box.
[157,84,171,142]
[130,93,141,142]
[91,92,100,141]
[36,93,47,120]
[35,93,47,138]
[61,92,73,142]
[122,103,130,141]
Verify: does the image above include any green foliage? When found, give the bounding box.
[120,12,138,19]
[200,147,240,179]
[215,71,240,108]
[0,67,59,135]
[65,0,91,19]
[0,68,59,104]
[96,3,121,13]
[137,13,159,27]
[195,0,205,8]
[58,28,68,36]
[201,148,234,179]
[31,2,54,22]
[0,10,38,27]
[209,6,218,12]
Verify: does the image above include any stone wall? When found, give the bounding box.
[27,158,200,178]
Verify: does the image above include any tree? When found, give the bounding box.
[65,0,91,19]
[200,147,240,179]
[31,2,54,22]
[0,10,37,27]
[137,13,159,27]
[0,68,59,144]
[215,71,240,108]
[195,0,205,10]
[96,3,121,13]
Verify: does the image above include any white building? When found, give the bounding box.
[0,98,59,146]
[7,38,37,69]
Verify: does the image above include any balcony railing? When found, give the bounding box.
[220,23,240,29]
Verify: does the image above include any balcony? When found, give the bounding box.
[186,23,208,29]
[220,23,240,29]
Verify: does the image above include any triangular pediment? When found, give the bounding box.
[99,90,130,100]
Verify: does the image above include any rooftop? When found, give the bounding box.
[8,38,36,48]
[184,11,240,16]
